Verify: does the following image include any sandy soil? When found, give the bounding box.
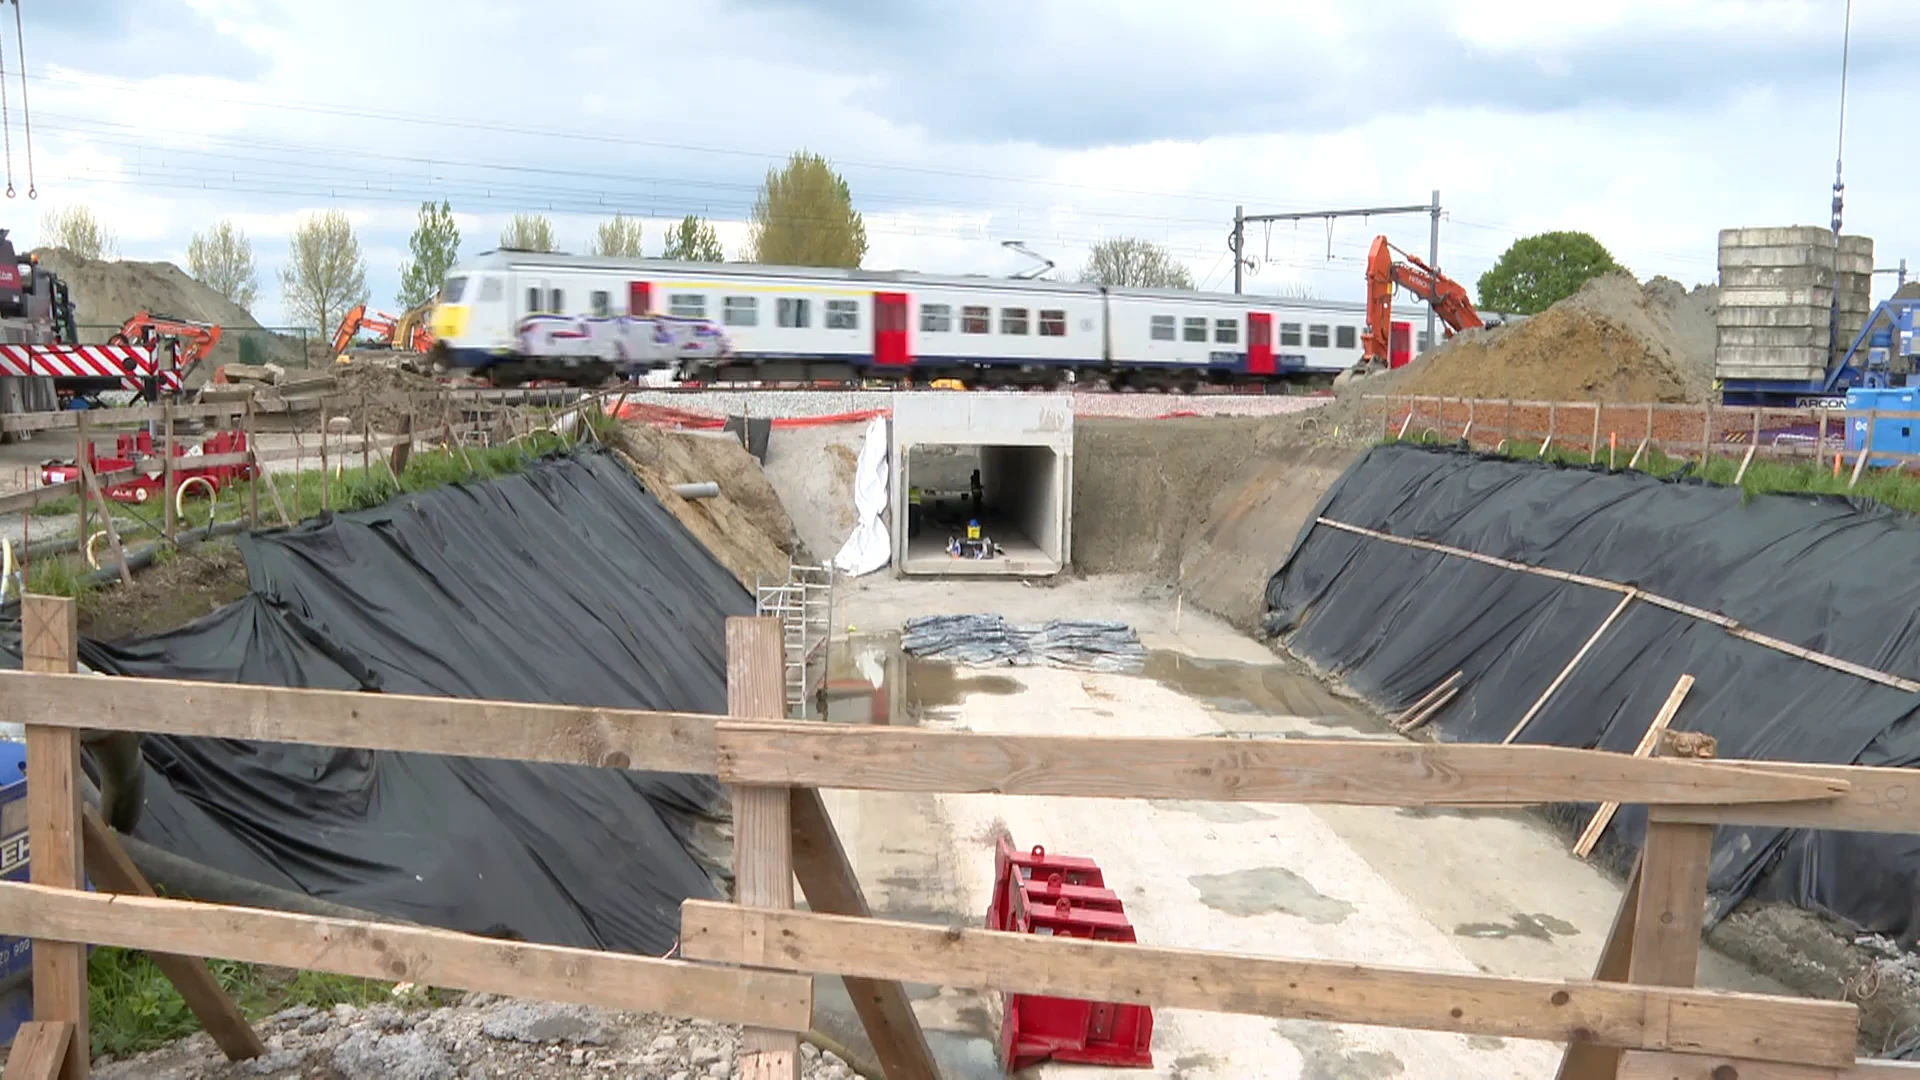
[603,423,797,589]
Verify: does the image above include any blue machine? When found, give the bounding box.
[0,741,35,1047]
[1844,387,1920,467]
[1721,297,1920,408]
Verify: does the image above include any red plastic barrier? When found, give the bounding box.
[986,833,1153,1072]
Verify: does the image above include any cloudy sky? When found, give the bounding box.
[11,0,1909,328]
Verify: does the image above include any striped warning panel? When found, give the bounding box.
[0,344,179,391]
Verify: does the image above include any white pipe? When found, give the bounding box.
[672,481,719,499]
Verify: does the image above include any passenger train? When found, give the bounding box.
[428,250,1414,389]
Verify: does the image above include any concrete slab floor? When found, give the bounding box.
[812,574,1788,1080]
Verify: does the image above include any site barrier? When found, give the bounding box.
[1364,393,1920,485]
[0,601,1917,1078]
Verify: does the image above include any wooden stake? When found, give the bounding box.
[1734,444,1757,485]
[4,1020,75,1079]
[21,594,89,1080]
[73,424,86,551]
[1850,410,1875,488]
[1573,674,1695,859]
[1589,403,1601,460]
[81,806,266,1061]
[1628,438,1648,471]
[729,617,801,1080]
[1553,859,1643,1080]
[1393,671,1461,727]
[1699,401,1712,470]
[319,417,330,511]
[162,399,176,543]
[76,416,132,588]
[1397,686,1459,734]
[1503,590,1637,745]
[244,400,259,530]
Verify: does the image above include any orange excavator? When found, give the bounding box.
[108,311,223,375]
[330,300,437,358]
[1348,235,1484,379]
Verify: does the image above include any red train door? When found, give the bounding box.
[628,281,652,316]
[874,292,910,366]
[1390,321,1413,368]
[1247,311,1275,375]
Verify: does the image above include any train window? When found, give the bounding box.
[591,291,611,318]
[1183,317,1207,343]
[778,297,811,328]
[962,306,990,334]
[921,303,952,332]
[1336,325,1356,349]
[551,289,565,313]
[526,287,542,313]
[1214,319,1238,344]
[670,293,706,319]
[1150,315,1175,341]
[443,277,469,303]
[478,278,502,303]
[723,296,758,327]
[1000,308,1030,335]
[826,300,860,330]
[1038,309,1066,337]
[1308,324,1330,348]
[1280,322,1302,347]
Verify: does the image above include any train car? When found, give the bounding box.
[430,250,1374,389]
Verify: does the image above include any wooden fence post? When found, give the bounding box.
[162,400,175,543]
[729,617,800,1080]
[21,594,88,1079]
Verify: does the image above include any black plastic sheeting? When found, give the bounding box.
[1263,442,1920,937]
[4,448,749,955]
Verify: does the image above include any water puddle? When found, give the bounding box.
[1143,649,1388,736]
[823,632,1019,726]
[1453,912,1580,942]
[1190,866,1357,924]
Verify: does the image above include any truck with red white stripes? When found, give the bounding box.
[0,229,193,439]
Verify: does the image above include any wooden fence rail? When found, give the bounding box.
[1,599,1917,1079]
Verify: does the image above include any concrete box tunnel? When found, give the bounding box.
[891,393,1073,577]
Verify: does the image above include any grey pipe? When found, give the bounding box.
[671,481,719,499]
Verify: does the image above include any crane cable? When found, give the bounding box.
[0,2,13,199]
[15,1,34,198]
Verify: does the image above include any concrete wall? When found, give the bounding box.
[891,391,1073,576]
[982,444,1066,563]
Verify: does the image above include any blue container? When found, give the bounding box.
[1845,388,1920,468]
[0,741,35,1048]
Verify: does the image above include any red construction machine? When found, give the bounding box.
[1342,235,1485,381]
[40,429,256,505]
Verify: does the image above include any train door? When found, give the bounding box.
[1390,321,1413,369]
[628,281,652,317]
[1247,311,1275,375]
[874,291,910,366]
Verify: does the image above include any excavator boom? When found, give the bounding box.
[1357,236,1483,376]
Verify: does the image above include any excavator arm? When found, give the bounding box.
[108,311,223,376]
[1359,235,1484,373]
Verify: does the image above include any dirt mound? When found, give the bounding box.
[32,248,308,375]
[604,423,798,589]
[1385,272,1716,405]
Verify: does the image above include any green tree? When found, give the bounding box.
[1475,231,1626,314]
[186,219,258,313]
[399,200,460,309]
[661,214,725,262]
[1077,237,1194,289]
[500,213,557,253]
[279,209,368,336]
[588,212,644,257]
[41,204,116,260]
[745,150,867,268]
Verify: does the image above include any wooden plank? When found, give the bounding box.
[0,670,719,775]
[1575,676,1695,858]
[20,597,87,1080]
[1615,1050,1920,1077]
[0,400,247,435]
[76,416,131,588]
[1504,589,1638,744]
[1630,822,1713,987]
[1556,859,1642,1080]
[0,882,812,1032]
[3,1021,72,1080]
[80,806,266,1061]
[790,788,940,1080]
[713,722,1847,807]
[728,617,800,1080]
[1648,760,1920,833]
[679,904,1858,1068]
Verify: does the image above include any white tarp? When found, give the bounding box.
[832,416,891,576]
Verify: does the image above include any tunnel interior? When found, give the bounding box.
[899,442,1067,576]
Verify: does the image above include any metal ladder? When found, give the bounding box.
[755,563,835,719]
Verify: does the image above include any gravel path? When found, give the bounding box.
[95,996,862,1080]
[617,388,1333,421]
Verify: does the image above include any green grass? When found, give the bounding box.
[16,417,605,599]
[87,945,448,1059]
[1386,432,1920,514]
